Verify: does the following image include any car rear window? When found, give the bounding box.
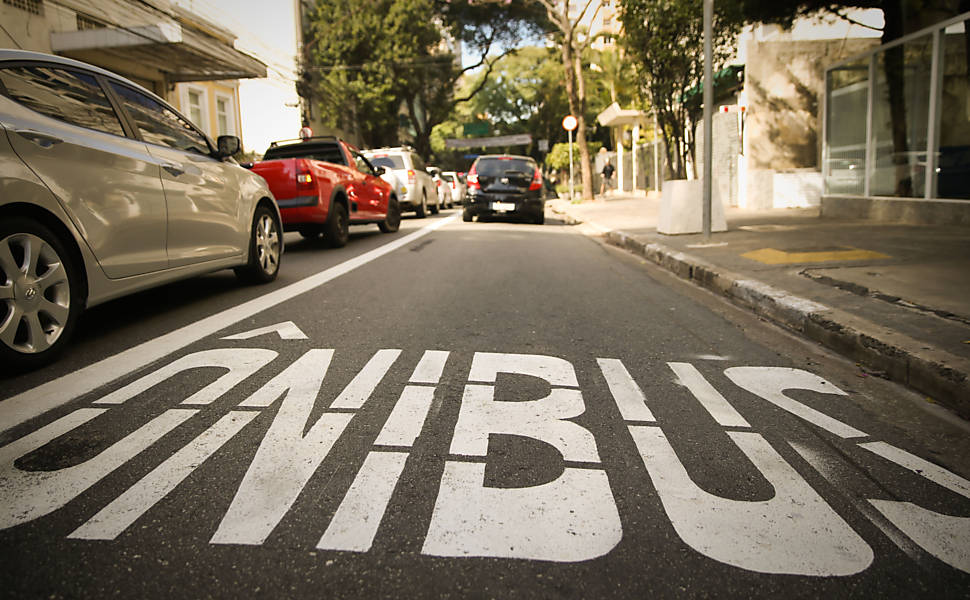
[263,142,346,165]
[368,154,406,170]
[441,173,454,182]
[475,157,535,176]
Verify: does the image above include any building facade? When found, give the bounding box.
[1,0,264,144]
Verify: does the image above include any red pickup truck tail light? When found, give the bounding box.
[296,165,314,190]
[528,167,543,191]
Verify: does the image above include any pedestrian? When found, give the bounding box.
[600,159,615,198]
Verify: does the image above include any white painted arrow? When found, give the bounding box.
[221,321,308,341]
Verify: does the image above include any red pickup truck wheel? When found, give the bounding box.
[324,203,350,248]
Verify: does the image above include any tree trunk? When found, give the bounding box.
[572,46,594,200]
[560,36,594,200]
[882,2,912,196]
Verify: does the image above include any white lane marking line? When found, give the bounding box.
[93,349,277,406]
[0,408,197,530]
[374,385,435,447]
[317,451,408,552]
[629,425,873,576]
[668,362,750,428]
[0,216,456,435]
[596,358,655,422]
[221,321,308,340]
[68,411,258,540]
[330,349,402,410]
[409,350,450,384]
[860,442,970,498]
[723,367,866,439]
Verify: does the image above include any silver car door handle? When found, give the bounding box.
[161,161,185,177]
[15,129,63,149]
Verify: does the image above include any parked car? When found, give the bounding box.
[463,155,545,224]
[427,166,451,209]
[249,137,400,247]
[0,50,282,370]
[362,147,438,217]
[442,170,466,205]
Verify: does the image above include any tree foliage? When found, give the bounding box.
[544,141,602,170]
[619,0,743,180]
[430,44,623,171]
[735,0,968,42]
[300,0,547,158]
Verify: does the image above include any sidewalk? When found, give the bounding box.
[549,193,970,419]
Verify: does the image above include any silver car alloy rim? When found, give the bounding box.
[0,232,71,354]
[255,214,280,275]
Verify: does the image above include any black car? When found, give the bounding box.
[462,155,545,224]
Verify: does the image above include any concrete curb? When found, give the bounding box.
[552,204,970,418]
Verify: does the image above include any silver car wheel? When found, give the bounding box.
[0,232,71,354]
[254,213,280,275]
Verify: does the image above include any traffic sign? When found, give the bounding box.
[562,115,578,131]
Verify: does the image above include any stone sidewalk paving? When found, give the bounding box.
[549,193,970,418]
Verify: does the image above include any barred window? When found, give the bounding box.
[3,0,44,16]
[76,14,108,30]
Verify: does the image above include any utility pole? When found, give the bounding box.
[702,0,713,241]
[563,115,578,201]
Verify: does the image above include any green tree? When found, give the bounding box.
[300,0,413,147]
[431,46,575,168]
[301,0,547,158]
[619,0,743,180]
[534,0,607,201]
[544,141,602,170]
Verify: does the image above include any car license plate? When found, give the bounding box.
[492,202,515,212]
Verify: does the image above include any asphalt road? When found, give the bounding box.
[1,208,969,599]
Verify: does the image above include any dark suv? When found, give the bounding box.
[462,155,544,224]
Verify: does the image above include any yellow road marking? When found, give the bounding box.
[741,247,890,265]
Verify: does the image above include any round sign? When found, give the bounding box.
[562,115,578,131]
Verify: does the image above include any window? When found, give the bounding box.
[475,157,535,176]
[368,155,406,170]
[0,66,124,136]
[185,87,207,133]
[410,153,426,171]
[353,151,375,175]
[3,0,43,15]
[215,94,235,137]
[262,141,345,164]
[76,14,107,30]
[109,82,210,155]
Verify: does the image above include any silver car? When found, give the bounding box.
[0,50,283,370]
[362,147,438,217]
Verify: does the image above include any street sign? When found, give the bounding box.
[445,134,532,149]
[538,139,549,152]
[562,115,578,131]
[463,121,490,137]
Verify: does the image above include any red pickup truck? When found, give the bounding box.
[249,137,400,247]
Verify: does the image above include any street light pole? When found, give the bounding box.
[563,114,578,202]
[702,0,714,241]
[568,128,574,201]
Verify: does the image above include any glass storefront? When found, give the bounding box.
[824,13,970,201]
[938,21,970,199]
[824,60,869,195]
